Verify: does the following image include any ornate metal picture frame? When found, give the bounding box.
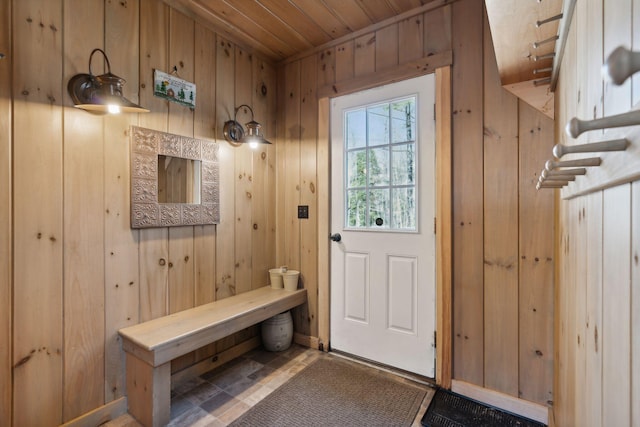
[130,125,220,228]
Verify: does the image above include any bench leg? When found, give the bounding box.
[125,353,171,427]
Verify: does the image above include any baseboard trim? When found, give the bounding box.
[60,397,127,427]
[451,380,549,425]
[293,333,320,349]
[171,336,262,390]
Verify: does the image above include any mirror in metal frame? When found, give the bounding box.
[130,126,220,228]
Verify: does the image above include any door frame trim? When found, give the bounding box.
[316,66,452,388]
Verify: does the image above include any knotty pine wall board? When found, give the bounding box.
[297,54,320,338]
[138,0,170,324]
[232,47,257,345]
[631,182,640,427]
[214,40,247,357]
[335,40,355,83]
[0,0,11,422]
[573,196,587,427]
[251,56,277,291]
[584,191,604,427]
[398,15,424,64]
[424,5,451,56]
[62,0,106,420]
[375,24,399,71]
[13,0,65,424]
[482,12,520,397]
[192,23,217,363]
[518,101,555,404]
[451,0,485,386]
[278,60,302,275]
[234,47,255,298]
[214,36,236,307]
[167,8,197,375]
[104,0,141,404]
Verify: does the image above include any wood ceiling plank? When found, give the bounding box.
[164,0,286,61]
[388,0,424,13]
[289,0,352,39]
[193,0,298,58]
[321,0,373,32]
[257,0,333,46]
[357,0,398,22]
[219,0,314,53]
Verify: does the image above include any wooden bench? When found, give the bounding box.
[118,286,307,427]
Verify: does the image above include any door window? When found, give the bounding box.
[344,97,417,231]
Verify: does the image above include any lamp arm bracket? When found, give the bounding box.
[88,48,111,77]
[234,104,255,120]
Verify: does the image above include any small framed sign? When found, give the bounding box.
[153,69,196,109]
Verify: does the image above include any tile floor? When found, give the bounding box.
[107,344,434,427]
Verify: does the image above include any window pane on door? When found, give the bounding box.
[347,189,367,227]
[346,109,366,149]
[347,150,367,188]
[344,96,417,231]
[369,189,390,228]
[368,147,389,186]
[367,104,390,146]
[392,143,415,186]
[392,187,416,229]
[391,100,415,143]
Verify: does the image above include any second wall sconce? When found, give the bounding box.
[223,104,271,149]
[68,48,149,115]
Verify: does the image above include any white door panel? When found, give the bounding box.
[330,74,436,378]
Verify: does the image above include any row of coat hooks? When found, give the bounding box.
[537,45,638,190]
[531,11,562,87]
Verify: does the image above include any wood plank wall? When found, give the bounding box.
[2,0,276,424]
[0,0,11,423]
[277,0,554,407]
[553,0,640,425]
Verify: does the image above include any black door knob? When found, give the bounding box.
[330,233,342,242]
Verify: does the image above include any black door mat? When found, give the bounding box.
[421,388,547,427]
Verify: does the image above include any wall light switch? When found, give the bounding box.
[298,205,309,219]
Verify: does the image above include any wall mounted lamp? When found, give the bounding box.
[223,104,271,149]
[67,48,149,115]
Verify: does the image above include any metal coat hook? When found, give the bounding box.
[533,35,559,49]
[533,77,551,86]
[536,13,563,27]
[534,52,556,62]
[533,67,553,75]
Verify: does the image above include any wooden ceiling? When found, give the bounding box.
[164,0,428,62]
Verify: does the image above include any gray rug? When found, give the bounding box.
[229,355,428,426]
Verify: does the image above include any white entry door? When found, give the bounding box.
[330,74,436,378]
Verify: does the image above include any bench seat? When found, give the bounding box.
[118,286,307,427]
